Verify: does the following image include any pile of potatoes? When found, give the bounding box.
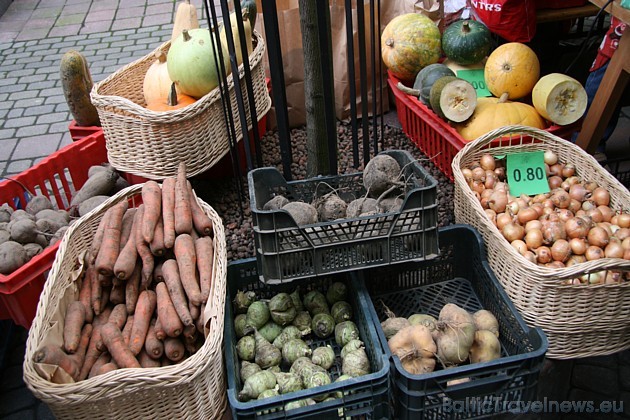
[382,303,501,377]
[0,164,129,275]
[261,154,412,225]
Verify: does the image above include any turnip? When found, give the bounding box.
[335,321,360,347]
[0,241,27,274]
[78,195,110,217]
[240,360,262,382]
[268,292,297,326]
[238,370,277,401]
[434,303,477,366]
[313,192,347,222]
[263,195,289,211]
[254,330,282,369]
[258,321,283,343]
[10,218,38,244]
[342,347,370,377]
[326,281,347,305]
[273,371,303,394]
[282,202,318,226]
[23,243,43,260]
[311,345,335,370]
[273,325,302,349]
[25,196,53,215]
[0,229,9,246]
[331,301,353,323]
[363,154,403,198]
[291,311,312,336]
[281,338,311,365]
[311,313,335,338]
[237,335,256,361]
[346,197,378,218]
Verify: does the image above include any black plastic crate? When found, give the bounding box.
[248,150,439,284]
[224,258,390,419]
[603,157,630,188]
[353,225,548,420]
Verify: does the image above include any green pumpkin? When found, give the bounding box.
[381,13,442,83]
[167,28,230,99]
[441,20,493,66]
[414,63,456,105]
[429,76,477,123]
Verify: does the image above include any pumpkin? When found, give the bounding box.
[484,42,540,100]
[143,51,177,105]
[219,10,253,67]
[429,76,477,122]
[381,13,441,83]
[532,73,587,126]
[441,20,492,66]
[60,50,100,127]
[146,83,196,112]
[455,93,547,141]
[172,0,199,42]
[167,28,230,99]
[415,63,456,105]
[241,0,257,30]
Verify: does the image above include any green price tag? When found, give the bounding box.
[456,69,491,97]
[506,151,550,197]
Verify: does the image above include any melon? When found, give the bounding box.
[532,73,587,125]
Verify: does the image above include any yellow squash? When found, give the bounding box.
[532,73,587,126]
[484,42,540,100]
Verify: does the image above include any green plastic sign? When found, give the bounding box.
[456,69,491,97]
[506,151,550,197]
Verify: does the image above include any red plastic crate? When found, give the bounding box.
[388,71,581,181]
[0,131,109,329]
[68,120,103,142]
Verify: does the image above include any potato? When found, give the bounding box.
[25,196,54,215]
[469,330,501,364]
[10,218,38,244]
[78,195,110,217]
[23,243,43,260]
[0,241,28,274]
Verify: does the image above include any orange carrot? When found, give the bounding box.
[183,323,197,343]
[195,236,214,302]
[187,181,213,236]
[122,315,134,346]
[101,323,141,369]
[32,344,79,380]
[109,282,126,305]
[88,263,102,316]
[162,259,193,326]
[154,260,165,283]
[89,210,111,264]
[95,201,129,276]
[114,212,138,280]
[79,307,112,380]
[96,304,128,352]
[63,301,86,354]
[174,234,202,305]
[125,263,142,315]
[164,336,185,362]
[78,268,93,323]
[149,216,166,257]
[98,273,112,287]
[67,324,93,377]
[189,300,200,322]
[196,304,205,334]
[156,282,184,338]
[161,177,177,249]
[174,162,193,235]
[154,317,166,341]
[144,319,164,360]
[87,351,110,379]
[119,207,137,249]
[139,349,162,368]
[94,362,119,376]
[135,205,155,289]
[141,181,163,244]
[129,290,157,355]
[99,284,111,314]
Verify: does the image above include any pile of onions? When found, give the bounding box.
[464,150,630,285]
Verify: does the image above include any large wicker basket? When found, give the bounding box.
[452,125,630,360]
[23,184,228,419]
[90,30,271,180]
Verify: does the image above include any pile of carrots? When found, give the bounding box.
[32,163,216,381]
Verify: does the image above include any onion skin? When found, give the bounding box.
[480,154,496,171]
[604,241,624,259]
[565,217,589,239]
[587,227,609,248]
[525,229,544,250]
[502,223,525,242]
[544,150,558,166]
[551,239,571,263]
[591,187,610,207]
[569,238,587,255]
[585,246,604,261]
[535,246,552,264]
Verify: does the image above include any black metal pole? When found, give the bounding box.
[369,0,378,156]
[356,0,370,166]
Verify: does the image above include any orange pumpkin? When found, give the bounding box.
[146,83,196,112]
[484,42,540,100]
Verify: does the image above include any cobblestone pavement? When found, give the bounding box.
[1,1,630,419]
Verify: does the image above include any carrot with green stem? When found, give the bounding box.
[162,259,193,326]
[195,236,214,302]
[141,181,162,243]
[156,281,184,337]
[174,233,202,306]
[101,323,141,369]
[63,301,86,354]
[135,205,155,289]
[187,181,213,236]
[161,177,176,249]
[129,289,157,355]
[174,162,193,235]
[95,201,129,276]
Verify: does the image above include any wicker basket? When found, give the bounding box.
[90,30,271,180]
[452,125,630,359]
[23,185,228,419]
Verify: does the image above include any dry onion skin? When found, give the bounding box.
[464,149,629,285]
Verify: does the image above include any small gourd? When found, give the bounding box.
[484,42,540,100]
[143,51,177,105]
[219,10,253,67]
[146,83,196,112]
[172,0,199,42]
[60,50,100,127]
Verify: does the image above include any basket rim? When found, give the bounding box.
[22,184,228,399]
[90,29,266,123]
[451,125,630,286]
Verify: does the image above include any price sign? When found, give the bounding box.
[455,69,491,97]
[506,151,550,197]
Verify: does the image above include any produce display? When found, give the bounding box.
[386,18,587,142]
[462,151,630,284]
[0,165,130,275]
[231,281,372,408]
[382,303,501,374]
[30,163,217,379]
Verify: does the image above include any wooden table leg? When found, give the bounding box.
[575,28,630,153]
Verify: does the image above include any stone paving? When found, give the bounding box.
[0,1,630,419]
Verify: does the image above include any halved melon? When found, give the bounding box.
[532,73,587,125]
[429,76,477,122]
